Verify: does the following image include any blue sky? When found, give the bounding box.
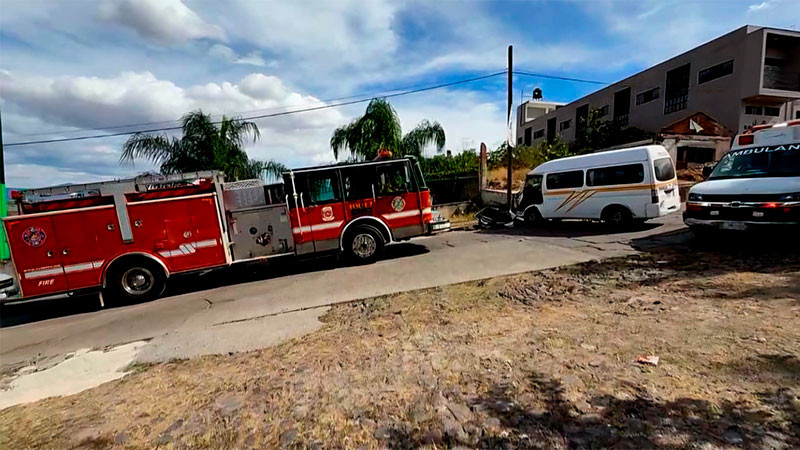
[1,0,798,187]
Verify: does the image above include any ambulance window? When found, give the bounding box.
[376,163,412,195]
[306,171,341,204]
[342,166,375,201]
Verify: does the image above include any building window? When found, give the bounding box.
[524,127,532,146]
[533,129,544,139]
[596,105,609,117]
[559,119,571,131]
[796,110,800,120]
[614,88,631,126]
[576,104,589,137]
[698,59,734,84]
[664,63,690,114]
[745,105,763,115]
[764,106,780,117]
[546,170,584,190]
[636,87,660,105]
[586,163,644,187]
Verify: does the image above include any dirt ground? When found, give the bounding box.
[2,244,799,449]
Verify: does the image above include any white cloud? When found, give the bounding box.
[748,1,771,12]
[1,70,347,186]
[98,0,226,44]
[209,44,270,67]
[580,0,800,69]
[393,90,507,156]
[0,70,342,131]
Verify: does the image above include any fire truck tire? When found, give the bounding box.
[104,257,166,304]
[345,225,385,264]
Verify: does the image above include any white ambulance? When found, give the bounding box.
[684,120,800,235]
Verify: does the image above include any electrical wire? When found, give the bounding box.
[6,71,507,147]
[6,68,611,147]
[514,70,609,85]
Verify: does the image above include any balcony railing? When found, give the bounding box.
[664,92,688,114]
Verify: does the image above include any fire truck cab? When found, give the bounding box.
[2,157,432,304]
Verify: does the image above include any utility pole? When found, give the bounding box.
[0,109,7,260]
[506,45,513,211]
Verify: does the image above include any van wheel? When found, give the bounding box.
[345,225,384,264]
[602,206,632,228]
[523,207,543,226]
[105,258,166,304]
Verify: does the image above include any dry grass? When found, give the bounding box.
[2,250,799,448]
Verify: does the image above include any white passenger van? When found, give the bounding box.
[684,120,800,235]
[517,145,680,227]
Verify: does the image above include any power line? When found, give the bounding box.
[6,71,507,147]
[514,70,609,85]
[17,71,511,139]
[6,68,611,147]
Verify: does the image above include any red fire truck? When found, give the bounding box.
[2,157,432,304]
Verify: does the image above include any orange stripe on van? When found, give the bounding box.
[544,179,675,196]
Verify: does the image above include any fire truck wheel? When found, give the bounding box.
[105,258,166,304]
[345,225,384,264]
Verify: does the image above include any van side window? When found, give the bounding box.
[653,158,676,181]
[586,163,644,187]
[546,171,584,190]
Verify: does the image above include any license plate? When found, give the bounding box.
[721,222,747,231]
[753,211,765,217]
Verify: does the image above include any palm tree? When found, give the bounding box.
[330,98,445,160]
[120,110,284,181]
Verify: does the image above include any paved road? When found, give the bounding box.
[0,214,688,369]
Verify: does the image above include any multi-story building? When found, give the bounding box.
[516,25,800,163]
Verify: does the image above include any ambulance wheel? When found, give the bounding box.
[105,258,166,304]
[602,205,632,228]
[345,225,384,264]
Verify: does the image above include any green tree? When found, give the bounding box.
[490,138,573,170]
[570,108,653,154]
[330,98,445,160]
[120,110,285,181]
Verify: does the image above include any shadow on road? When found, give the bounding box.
[0,242,429,328]
[476,219,664,239]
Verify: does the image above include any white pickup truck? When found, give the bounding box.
[684,120,800,235]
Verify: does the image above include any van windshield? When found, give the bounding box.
[709,143,800,180]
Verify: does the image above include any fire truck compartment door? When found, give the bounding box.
[51,212,105,291]
[5,216,69,297]
[229,205,294,260]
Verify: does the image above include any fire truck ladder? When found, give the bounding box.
[19,171,226,243]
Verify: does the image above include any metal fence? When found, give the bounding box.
[426,173,479,205]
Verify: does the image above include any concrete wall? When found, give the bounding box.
[517,26,800,146]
